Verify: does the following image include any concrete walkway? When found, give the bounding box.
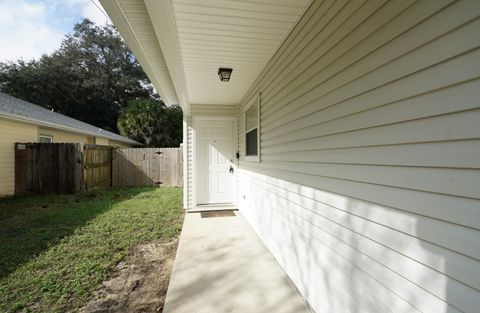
[163,211,310,313]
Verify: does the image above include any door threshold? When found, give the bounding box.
[189,204,238,213]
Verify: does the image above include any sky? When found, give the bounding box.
[0,0,111,62]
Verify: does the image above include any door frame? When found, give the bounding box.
[192,115,237,208]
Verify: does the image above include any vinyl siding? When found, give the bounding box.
[38,128,89,143]
[0,118,38,196]
[190,104,237,117]
[237,1,480,312]
[95,137,109,145]
[38,129,130,146]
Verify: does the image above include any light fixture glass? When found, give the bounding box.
[218,67,233,82]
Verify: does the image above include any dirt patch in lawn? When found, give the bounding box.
[80,239,179,313]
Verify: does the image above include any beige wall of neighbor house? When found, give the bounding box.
[35,128,128,147]
[235,1,480,313]
[0,118,133,196]
[38,127,90,143]
[109,140,130,147]
[0,118,38,196]
[95,137,109,145]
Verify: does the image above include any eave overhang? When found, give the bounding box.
[99,0,190,114]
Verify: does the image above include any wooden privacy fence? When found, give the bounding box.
[83,144,112,191]
[14,143,83,195]
[14,143,183,195]
[113,148,183,187]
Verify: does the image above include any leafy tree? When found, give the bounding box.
[118,99,182,147]
[0,19,154,132]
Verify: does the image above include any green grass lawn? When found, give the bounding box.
[0,187,184,313]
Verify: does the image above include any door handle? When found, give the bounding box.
[229,166,234,174]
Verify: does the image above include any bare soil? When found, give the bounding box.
[79,239,179,313]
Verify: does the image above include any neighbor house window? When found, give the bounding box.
[38,135,53,143]
[245,93,260,162]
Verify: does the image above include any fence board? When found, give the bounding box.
[112,148,183,187]
[83,144,112,191]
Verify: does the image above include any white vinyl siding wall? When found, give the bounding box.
[237,1,480,313]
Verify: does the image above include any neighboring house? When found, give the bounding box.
[0,92,140,196]
[101,1,479,313]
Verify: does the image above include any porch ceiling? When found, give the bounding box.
[100,0,311,111]
[172,0,312,106]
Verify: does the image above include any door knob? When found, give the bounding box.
[229,166,234,174]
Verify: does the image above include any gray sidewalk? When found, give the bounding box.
[163,211,310,313]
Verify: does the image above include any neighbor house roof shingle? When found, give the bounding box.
[0,92,140,145]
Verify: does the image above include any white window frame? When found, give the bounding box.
[244,92,261,162]
[38,134,53,143]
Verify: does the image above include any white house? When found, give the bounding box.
[100,0,480,312]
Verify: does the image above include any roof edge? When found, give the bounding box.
[144,0,190,115]
[0,112,141,145]
[99,0,182,110]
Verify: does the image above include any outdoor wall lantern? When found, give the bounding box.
[218,67,233,82]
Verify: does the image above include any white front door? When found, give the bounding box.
[195,119,235,204]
